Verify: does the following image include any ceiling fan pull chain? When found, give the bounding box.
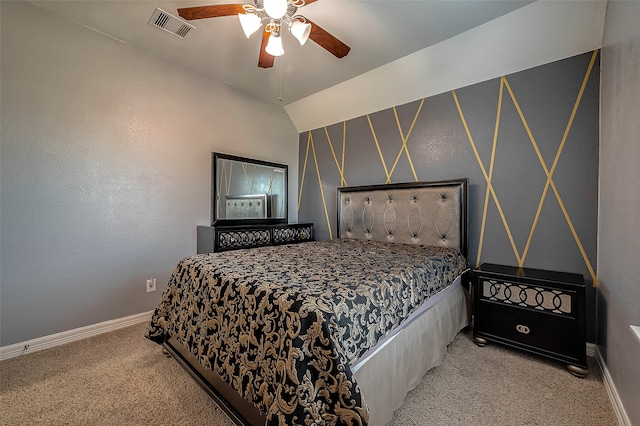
[278,54,283,102]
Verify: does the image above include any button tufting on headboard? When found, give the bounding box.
[337,179,468,257]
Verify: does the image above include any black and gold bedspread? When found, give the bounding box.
[146,239,468,426]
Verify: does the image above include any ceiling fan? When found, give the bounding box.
[177,0,350,68]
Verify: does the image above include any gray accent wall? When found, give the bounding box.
[598,1,640,424]
[0,1,299,346]
[298,51,600,341]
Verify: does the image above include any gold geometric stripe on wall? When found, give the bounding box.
[323,124,348,187]
[389,100,423,181]
[515,50,599,285]
[299,124,349,239]
[366,114,392,183]
[299,131,333,239]
[310,134,333,240]
[366,100,424,184]
[452,84,522,267]
[477,77,507,267]
[298,132,312,212]
[453,50,599,285]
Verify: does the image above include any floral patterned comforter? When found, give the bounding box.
[146,239,469,426]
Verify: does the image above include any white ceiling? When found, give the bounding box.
[28,0,533,106]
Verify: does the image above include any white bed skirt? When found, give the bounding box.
[353,281,469,426]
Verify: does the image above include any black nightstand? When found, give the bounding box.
[473,263,587,377]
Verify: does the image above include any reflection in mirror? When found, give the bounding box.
[213,153,288,224]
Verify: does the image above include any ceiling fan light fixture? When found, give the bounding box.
[265,31,284,56]
[290,19,311,45]
[264,0,288,19]
[177,0,350,68]
[238,12,262,38]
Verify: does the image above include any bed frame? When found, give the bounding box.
[162,178,469,426]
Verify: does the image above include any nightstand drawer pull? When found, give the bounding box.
[516,324,530,334]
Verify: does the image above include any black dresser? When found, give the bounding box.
[197,223,314,253]
[473,263,587,376]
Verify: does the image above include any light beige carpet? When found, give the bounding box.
[0,323,617,425]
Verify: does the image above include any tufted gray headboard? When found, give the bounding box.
[337,179,468,257]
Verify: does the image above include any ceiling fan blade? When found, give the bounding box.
[258,29,275,68]
[177,4,245,20]
[301,0,320,5]
[306,19,350,59]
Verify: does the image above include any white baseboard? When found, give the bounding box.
[594,345,632,426]
[0,310,154,361]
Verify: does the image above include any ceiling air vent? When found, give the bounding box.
[147,8,194,39]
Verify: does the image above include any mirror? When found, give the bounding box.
[212,152,288,225]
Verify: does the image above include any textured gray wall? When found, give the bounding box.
[0,1,299,346]
[298,51,600,341]
[598,0,640,423]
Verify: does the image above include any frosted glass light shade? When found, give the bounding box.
[264,0,288,19]
[290,20,311,45]
[265,33,284,56]
[238,13,261,38]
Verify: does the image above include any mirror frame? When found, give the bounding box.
[211,152,288,226]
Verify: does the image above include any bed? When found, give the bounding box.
[146,179,470,426]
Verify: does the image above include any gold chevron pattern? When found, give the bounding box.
[299,50,599,286]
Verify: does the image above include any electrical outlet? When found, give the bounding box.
[146,278,157,293]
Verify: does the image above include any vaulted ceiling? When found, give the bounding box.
[28,0,533,106]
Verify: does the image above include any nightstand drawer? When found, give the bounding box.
[476,300,579,360]
[477,277,577,318]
